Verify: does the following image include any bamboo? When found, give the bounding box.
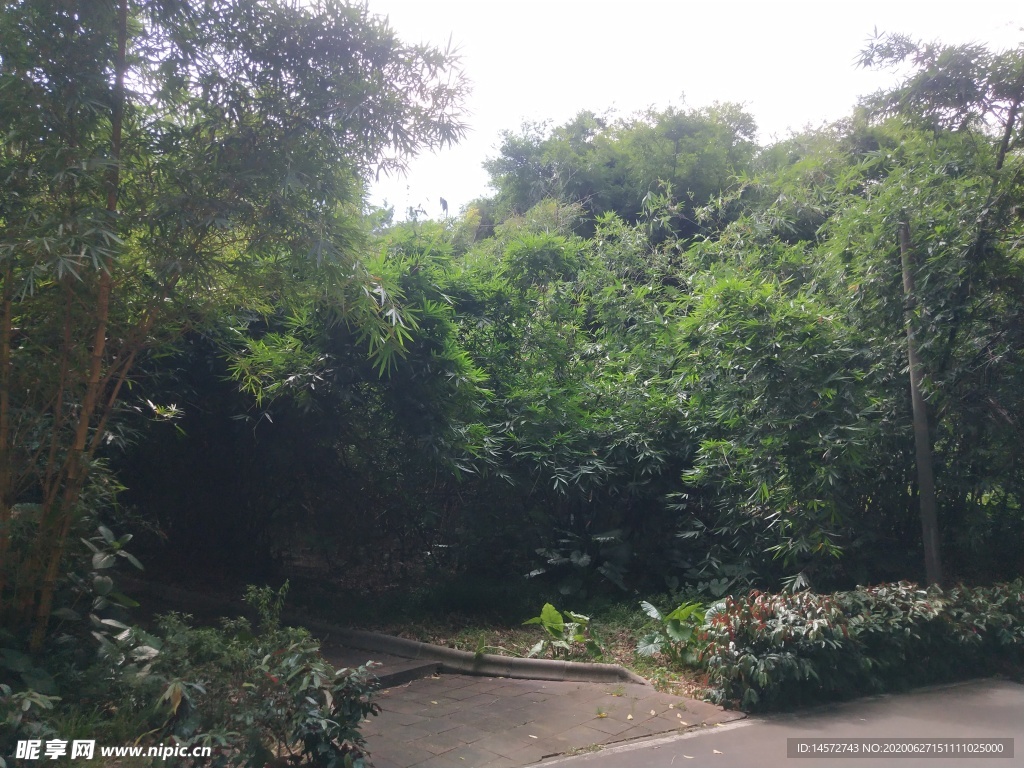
[898,220,943,586]
[0,263,13,608]
[29,0,129,651]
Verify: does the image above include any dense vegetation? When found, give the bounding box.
[1,0,1023,760]
[701,579,1024,710]
[0,0,461,763]
[120,36,1024,597]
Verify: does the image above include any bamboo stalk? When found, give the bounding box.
[0,263,14,609]
[29,0,129,652]
[898,220,943,587]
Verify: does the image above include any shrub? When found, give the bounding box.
[138,586,381,767]
[700,580,1024,711]
[1,583,380,767]
[522,603,602,659]
[0,684,60,768]
[635,600,706,665]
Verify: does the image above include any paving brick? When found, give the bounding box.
[384,719,465,744]
[379,696,435,716]
[477,757,522,768]
[413,702,466,720]
[507,717,567,738]
[612,723,681,742]
[414,727,474,756]
[456,692,501,708]
[475,696,536,719]
[471,731,546,759]
[354,665,741,766]
[585,714,640,735]
[520,694,553,706]
[545,684,580,696]
[377,710,429,727]
[366,740,435,767]
[549,723,610,750]
[457,678,507,694]
[484,683,535,698]
[442,684,497,701]
[460,713,528,736]
[501,744,554,764]
[652,712,691,730]
[409,754,466,768]
[436,724,489,746]
[436,743,509,766]
[406,693,461,708]
[366,757,404,768]
[400,682,456,698]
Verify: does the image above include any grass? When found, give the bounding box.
[133,567,713,700]
[565,743,604,756]
[285,578,711,699]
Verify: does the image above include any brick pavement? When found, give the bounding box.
[360,672,744,768]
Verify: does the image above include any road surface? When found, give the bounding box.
[547,678,1023,768]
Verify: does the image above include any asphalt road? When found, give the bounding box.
[546,678,1023,768]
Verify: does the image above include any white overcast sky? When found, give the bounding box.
[364,1,1022,218]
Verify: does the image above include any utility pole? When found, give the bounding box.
[898,220,943,586]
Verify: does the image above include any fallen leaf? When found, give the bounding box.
[597,712,608,718]
[430,701,438,705]
[713,749,723,754]
[627,714,633,720]
[668,703,675,709]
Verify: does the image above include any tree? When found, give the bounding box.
[852,34,1024,584]
[0,0,466,649]
[898,220,941,586]
[483,105,757,238]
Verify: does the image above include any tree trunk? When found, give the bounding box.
[898,220,943,586]
[28,0,129,652]
[0,264,13,604]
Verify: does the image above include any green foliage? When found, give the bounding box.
[0,0,467,645]
[0,684,59,768]
[701,580,1024,711]
[244,582,290,635]
[528,529,630,596]
[1,541,380,766]
[671,265,876,583]
[3,9,1022,762]
[68,585,378,767]
[523,603,602,659]
[146,609,380,768]
[75,31,1024,630]
[484,104,757,238]
[858,32,1024,143]
[0,517,144,720]
[635,600,705,666]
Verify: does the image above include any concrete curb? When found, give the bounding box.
[362,659,440,688]
[301,620,649,686]
[123,577,649,686]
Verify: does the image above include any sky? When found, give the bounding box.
[364,1,1023,219]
